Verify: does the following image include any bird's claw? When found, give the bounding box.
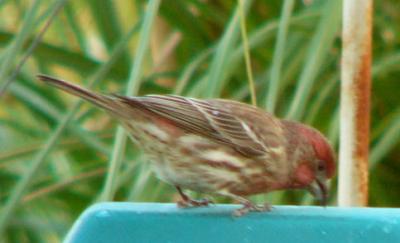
[233,202,272,217]
[177,198,213,208]
[175,186,213,208]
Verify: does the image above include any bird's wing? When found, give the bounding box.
[119,95,284,157]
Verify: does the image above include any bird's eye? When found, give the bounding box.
[317,161,326,172]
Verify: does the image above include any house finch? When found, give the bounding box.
[38,74,335,216]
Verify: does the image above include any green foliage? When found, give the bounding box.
[0,0,399,241]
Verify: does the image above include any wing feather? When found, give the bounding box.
[119,95,284,157]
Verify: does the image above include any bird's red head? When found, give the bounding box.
[299,126,336,179]
[292,124,336,205]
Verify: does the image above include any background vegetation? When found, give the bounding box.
[0,0,399,241]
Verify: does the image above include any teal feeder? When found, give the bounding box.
[65,203,400,243]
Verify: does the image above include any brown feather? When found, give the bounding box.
[117,95,285,157]
[38,74,131,119]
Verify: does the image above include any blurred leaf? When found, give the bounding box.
[265,0,295,113]
[0,0,41,84]
[100,0,161,201]
[204,0,252,98]
[286,0,342,120]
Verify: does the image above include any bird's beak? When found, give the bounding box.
[307,178,328,206]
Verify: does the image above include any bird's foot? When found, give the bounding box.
[177,197,213,208]
[233,201,272,217]
[175,186,213,208]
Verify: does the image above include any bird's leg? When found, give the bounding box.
[175,186,213,208]
[231,196,272,217]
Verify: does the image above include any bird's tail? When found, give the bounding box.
[37,74,123,115]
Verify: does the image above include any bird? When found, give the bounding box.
[37,74,335,216]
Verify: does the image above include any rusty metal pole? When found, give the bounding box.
[338,0,372,206]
